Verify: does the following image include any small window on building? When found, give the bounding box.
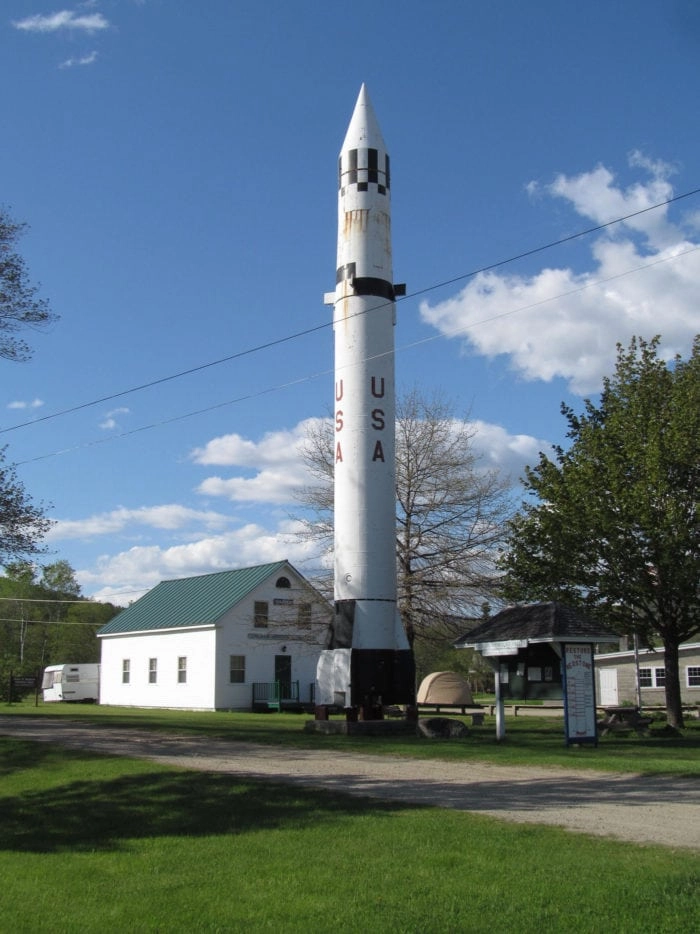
[276,576,291,588]
[230,655,245,684]
[254,600,269,628]
[297,602,312,627]
[687,666,700,688]
[122,659,130,684]
[148,658,157,684]
[640,667,665,688]
[178,657,187,684]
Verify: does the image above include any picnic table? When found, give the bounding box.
[597,705,652,736]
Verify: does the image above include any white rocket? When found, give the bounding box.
[315,85,415,715]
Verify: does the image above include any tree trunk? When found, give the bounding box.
[663,638,684,729]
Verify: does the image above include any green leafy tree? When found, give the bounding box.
[0,207,57,362]
[501,336,700,728]
[0,447,52,566]
[51,600,118,663]
[2,561,37,666]
[0,561,118,678]
[35,561,82,664]
[40,560,81,597]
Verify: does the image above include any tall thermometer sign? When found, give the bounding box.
[562,644,598,745]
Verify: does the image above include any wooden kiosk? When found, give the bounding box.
[454,603,617,744]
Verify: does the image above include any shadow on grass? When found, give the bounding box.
[0,752,410,855]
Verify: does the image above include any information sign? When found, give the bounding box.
[562,644,597,745]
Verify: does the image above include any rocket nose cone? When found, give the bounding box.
[341,84,387,153]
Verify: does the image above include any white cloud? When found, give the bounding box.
[67,418,547,602]
[59,50,98,68]
[421,154,700,395]
[79,525,322,605]
[48,504,232,541]
[198,470,305,505]
[547,155,678,249]
[192,418,325,504]
[470,421,552,479]
[192,418,324,466]
[192,414,548,504]
[13,10,110,33]
[7,398,44,410]
[99,407,130,430]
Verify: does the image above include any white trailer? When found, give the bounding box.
[42,664,100,703]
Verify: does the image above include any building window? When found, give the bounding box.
[178,657,187,684]
[276,576,291,588]
[254,601,269,628]
[297,602,312,627]
[122,659,130,684]
[687,666,700,688]
[640,667,665,688]
[230,655,245,684]
[148,658,157,684]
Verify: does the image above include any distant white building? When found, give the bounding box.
[595,642,700,708]
[97,561,330,710]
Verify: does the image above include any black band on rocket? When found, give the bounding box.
[352,277,395,300]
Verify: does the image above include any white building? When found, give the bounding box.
[97,561,330,710]
[595,642,700,708]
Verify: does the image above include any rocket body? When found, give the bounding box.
[316,85,414,711]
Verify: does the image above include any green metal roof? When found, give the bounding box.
[97,561,289,636]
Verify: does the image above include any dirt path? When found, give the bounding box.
[2,717,698,851]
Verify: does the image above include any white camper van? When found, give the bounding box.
[42,664,100,703]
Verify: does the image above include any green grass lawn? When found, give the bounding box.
[1,736,698,933]
[4,698,700,776]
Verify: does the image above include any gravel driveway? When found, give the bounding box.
[1,716,698,851]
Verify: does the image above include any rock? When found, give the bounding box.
[417,717,469,739]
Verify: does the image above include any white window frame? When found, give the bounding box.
[254,601,269,628]
[177,656,187,684]
[122,659,130,684]
[686,666,700,688]
[639,666,665,688]
[148,658,157,684]
[230,655,246,684]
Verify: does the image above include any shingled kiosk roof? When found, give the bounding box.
[454,602,616,649]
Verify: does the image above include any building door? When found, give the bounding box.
[275,654,292,699]
[598,668,618,706]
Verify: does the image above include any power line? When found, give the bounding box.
[0,597,97,604]
[3,184,699,437]
[15,242,699,466]
[0,617,107,626]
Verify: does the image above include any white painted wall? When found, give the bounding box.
[213,575,328,708]
[99,626,217,709]
[99,566,330,711]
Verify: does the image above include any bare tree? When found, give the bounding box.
[294,388,513,647]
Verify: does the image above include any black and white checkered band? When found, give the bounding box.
[339,147,390,194]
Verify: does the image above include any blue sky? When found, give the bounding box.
[2,1,699,604]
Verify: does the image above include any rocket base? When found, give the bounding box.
[350,648,416,708]
[315,647,415,713]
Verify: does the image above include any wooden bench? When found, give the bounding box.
[597,706,653,736]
